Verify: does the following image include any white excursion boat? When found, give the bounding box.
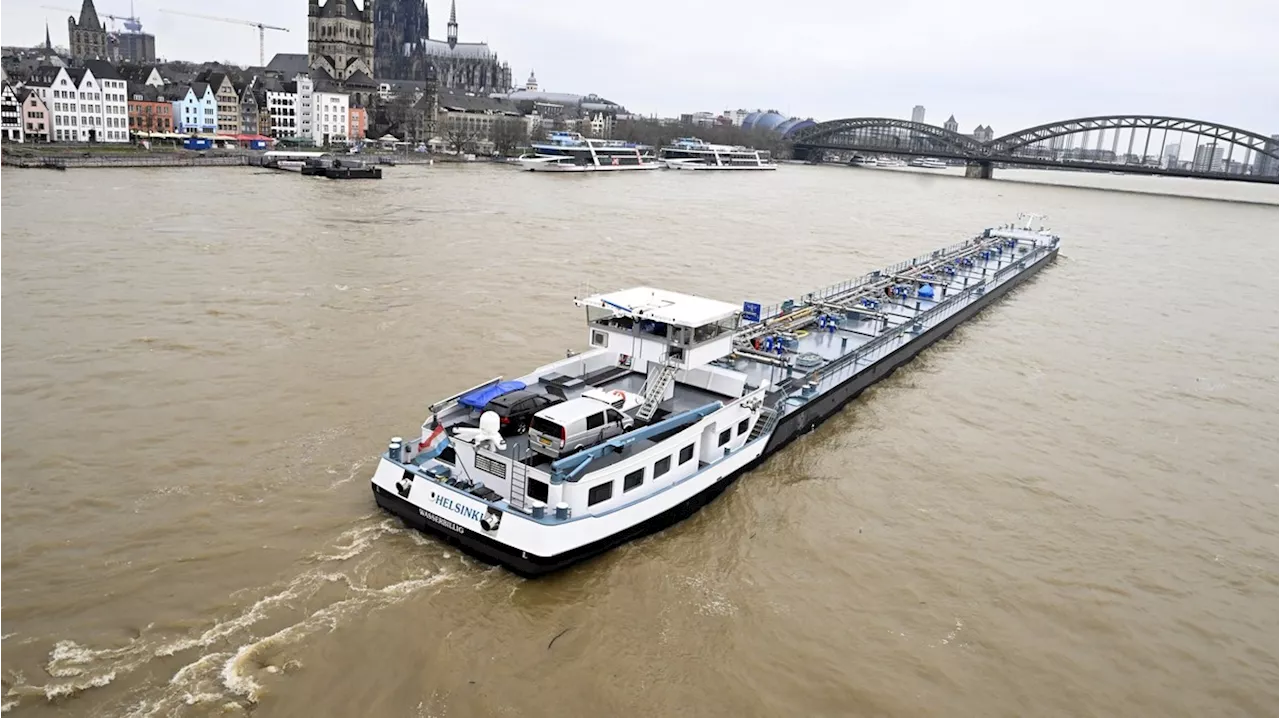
[519,131,662,172]
[849,155,877,167]
[877,157,907,168]
[910,157,948,169]
[659,137,777,170]
[369,215,1062,576]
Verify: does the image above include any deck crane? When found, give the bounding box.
[158,9,288,66]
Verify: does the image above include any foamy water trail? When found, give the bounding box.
[3,518,450,714]
[218,571,453,703]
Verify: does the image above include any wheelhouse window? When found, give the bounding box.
[738,419,750,435]
[623,469,643,492]
[588,481,613,506]
[679,444,694,465]
[528,478,549,503]
[718,429,731,447]
[654,456,671,477]
[591,329,608,347]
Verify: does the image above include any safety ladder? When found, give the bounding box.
[747,406,779,443]
[636,361,679,424]
[509,460,529,511]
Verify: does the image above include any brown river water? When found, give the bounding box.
[2,163,1277,717]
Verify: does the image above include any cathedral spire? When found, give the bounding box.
[447,0,457,49]
[45,22,52,50]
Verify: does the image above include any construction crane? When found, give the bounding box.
[42,4,143,33]
[158,8,288,66]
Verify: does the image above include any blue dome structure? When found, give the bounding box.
[780,118,816,138]
[742,111,764,130]
[754,112,788,132]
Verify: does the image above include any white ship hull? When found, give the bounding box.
[520,156,663,172]
[664,159,777,171]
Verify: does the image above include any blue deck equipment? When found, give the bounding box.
[458,380,527,410]
[551,402,722,483]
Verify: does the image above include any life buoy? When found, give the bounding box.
[795,330,809,338]
[611,390,627,402]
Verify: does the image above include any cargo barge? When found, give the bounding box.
[370,214,1061,575]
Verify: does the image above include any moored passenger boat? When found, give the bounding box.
[370,215,1062,576]
[519,131,662,172]
[659,137,777,170]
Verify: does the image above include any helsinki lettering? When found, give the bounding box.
[433,493,483,523]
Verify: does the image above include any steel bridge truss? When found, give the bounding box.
[790,115,1278,179]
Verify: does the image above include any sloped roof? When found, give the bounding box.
[438,88,517,114]
[423,39,493,60]
[83,59,122,81]
[265,53,309,76]
[75,0,102,31]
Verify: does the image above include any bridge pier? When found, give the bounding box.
[965,160,993,179]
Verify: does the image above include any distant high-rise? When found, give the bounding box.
[1192,143,1225,173]
[115,31,156,64]
[1252,134,1278,176]
[911,105,925,124]
[1162,143,1180,168]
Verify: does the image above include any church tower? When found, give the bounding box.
[67,0,107,61]
[525,70,537,91]
[308,0,375,82]
[446,0,458,49]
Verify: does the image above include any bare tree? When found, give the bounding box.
[445,126,472,154]
[491,117,526,157]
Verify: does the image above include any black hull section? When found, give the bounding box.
[374,248,1057,577]
[762,248,1058,456]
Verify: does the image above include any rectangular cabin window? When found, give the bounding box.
[679,444,694,465]
[527,478,549,504]
[738,419,750,436]
[591,329,608,347]
[588,481,613,506]
[718,429,731,447]
[654,456,671,478]
[586,412,605,430]
[623,469,643,492]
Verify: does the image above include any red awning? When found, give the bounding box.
[233,134,272,142]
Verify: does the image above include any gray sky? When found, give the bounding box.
[4,0,1277,134]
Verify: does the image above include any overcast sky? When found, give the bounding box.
[4,0,1277,134]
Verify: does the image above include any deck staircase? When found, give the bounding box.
[509,460,529,511]
[636,361,680,424]
[747,406,779,443]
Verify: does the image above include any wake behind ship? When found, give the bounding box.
[370,216,1061,576]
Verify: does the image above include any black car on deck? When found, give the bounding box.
[484,390,564,437]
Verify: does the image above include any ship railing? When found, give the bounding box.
[751,236,991,324]
[795,244,1052,396]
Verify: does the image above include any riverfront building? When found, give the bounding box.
[25,63,128,143]
[1,82,23,142]
[17,87,50,142]
[126,83,174,134]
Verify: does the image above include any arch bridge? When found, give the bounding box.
[789,116,1279,183]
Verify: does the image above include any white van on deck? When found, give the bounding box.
[528,389,643,459]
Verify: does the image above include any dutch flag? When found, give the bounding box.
[418,420,450,459]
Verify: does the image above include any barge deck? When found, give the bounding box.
[369,215,1061,575]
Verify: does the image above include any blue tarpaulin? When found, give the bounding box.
[459,380,527,410]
